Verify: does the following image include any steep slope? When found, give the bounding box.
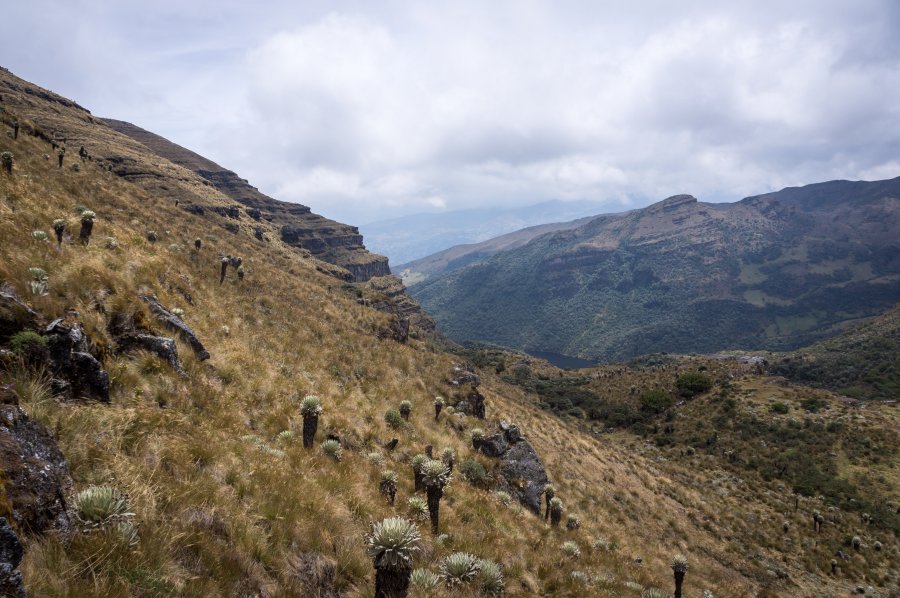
[101,118,390,283]
[1,67,895,597]
[396,214,595,285]
[409,184,900,362]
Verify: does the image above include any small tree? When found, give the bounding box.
[1,151,13,174]
[422,459,450,535]
[672,554,688,598]
[434,397,444,420]
[300,395,323,448]
[549,497,563,527]
[78,210,96,245]
[52,219,67,247]
[366,517,421,598]
[544,484,555,521]
[380,470,398,506]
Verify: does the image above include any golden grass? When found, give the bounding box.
[1,95,896,597]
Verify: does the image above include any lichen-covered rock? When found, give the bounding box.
[496,438,550,516]
[45,319,109,402]
[140,295,210,360]
[478,433,509,458]
[0,402,72,535]
[0,517,27,598]
[118,334,186,376]
[449,364,480,388]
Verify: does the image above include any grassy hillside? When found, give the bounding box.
[409,187,900,363]
[1,68,897,597]
[770,304,900,401]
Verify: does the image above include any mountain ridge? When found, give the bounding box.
[408,178,900,361]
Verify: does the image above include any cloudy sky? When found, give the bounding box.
[3,1,899,224]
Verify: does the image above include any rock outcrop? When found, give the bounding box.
[0,291,38,342]
[140,295,209,360]
[108,311,186,376]
[45,319,109,402]
[0,518,27,598]
[475,421,550,515]
[0,390,73,535]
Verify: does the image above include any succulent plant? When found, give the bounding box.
[672,553,688,597]
[28,267,48,296]
[439,552,480,587]
[566,514,581,530]
[1,151,13,174]
[52,218,67,246]
[32,230,48,242]
[478,559,504,596]
[170,307,185,318]
[495,491,512,506]
[321,439,342,461]
[642,589,669,598]
[570,570,589,583]
[104,237,118,249]
[276,430,297,442]
[422,460,450,535]
[73,486,133,525]
[440,447,455,473]
[367,451,386,466]
[407,496,428,521]
[366,517,421,598]
[300,395,322,448]
[433,397,444,420]
[471,427,484,450]
[544,483,555,520]
[78,210,96,244]
[380,469,398,505]
[561,540,581,559]
[549,497,563,527]
[874,540,882,551]
[852,535,861,550]
[399,400,412,420]
[409,568,439,590]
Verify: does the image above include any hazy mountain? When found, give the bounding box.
[409,180,900,362]
[360,199,606,265]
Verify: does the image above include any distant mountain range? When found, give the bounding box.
[360,199,606,265]
[407,177,900,362]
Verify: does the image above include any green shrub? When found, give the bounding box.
[770,402,790,414]
[9,330,46,355]
[384,408,404,429]
[639,389,673,414]
[801,397,825,413]
[676,372,712,397]
[458,459,490,488]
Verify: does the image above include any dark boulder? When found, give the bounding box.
[0,518,27,598]
[449,364,480,388]
[117,334,186,376]
[496,438,550,516]
[140,295,210,360]
[0,401,72,535]
[45,319,109,402]
[500,421,521,443]
[0,291,39,342]
[478,433,508,458]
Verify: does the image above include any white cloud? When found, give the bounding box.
[1,1,898,223]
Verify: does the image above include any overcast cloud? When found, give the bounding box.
[3,1,899,223]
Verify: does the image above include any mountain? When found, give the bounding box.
[408,183,900,362]
[1,66,897,597]
[397,214,596,285]
[361,200,605,265]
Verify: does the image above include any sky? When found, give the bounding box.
[3,0,899,225]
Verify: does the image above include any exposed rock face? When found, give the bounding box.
[108,312,186,375]
[475,421,550,515]
[365,275,436,332]
[45,319,109,402]
[0,518,27,598]
[0,397,73,535]
[140,295,210,360]
[0,291,39,342]
[496,437,550,516]
[448,364,480,388]
[101,118,390,283]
